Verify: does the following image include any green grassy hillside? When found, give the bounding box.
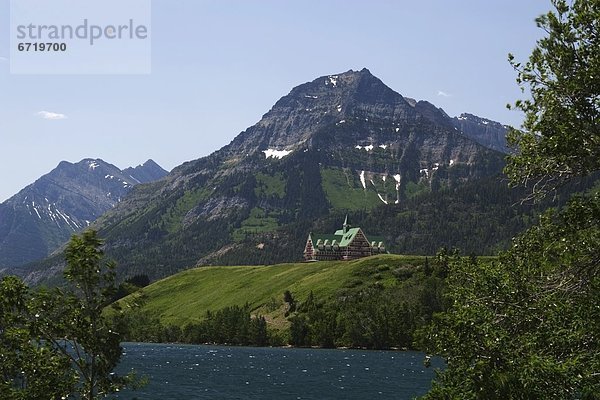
[117,254,425,327]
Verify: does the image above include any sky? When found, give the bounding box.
[0,0,552,202]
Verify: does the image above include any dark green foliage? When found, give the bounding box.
[112,274,151,302]
[126,274,150,288]
[121,304,271,347]
[188,304,269,346]
[420,194,600,399]
[115,310,165,344]
[0,276,75,400]
[287,259,447,350]
[283,290,296,315]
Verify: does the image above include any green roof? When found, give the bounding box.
[338,227,361,247]
[312,227,361,248]
[308,216,386,252]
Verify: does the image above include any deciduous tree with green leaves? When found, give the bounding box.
[0,276,75,400]
[421,195,600,399]
[506,0,600,200]
[1,230,135,399]
[420,1,600,398]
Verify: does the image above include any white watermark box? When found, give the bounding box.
[10,0,151,74]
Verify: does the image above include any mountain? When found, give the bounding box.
[453,113,510,153]
[0,159,168,268]
[123,160,169,184]
[14,68,522,284]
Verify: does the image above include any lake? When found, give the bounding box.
[115,343,442,399]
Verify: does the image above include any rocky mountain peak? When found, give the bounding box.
[0,158,167,268]
[223,69,416,158]
[123,159,169,184]
[279,68,410,116]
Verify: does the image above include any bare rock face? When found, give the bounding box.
[187,196,249,224]
[453,113,510,154]
[221,69,506,174]
[223,69,419,156]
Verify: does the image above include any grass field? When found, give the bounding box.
[117,254,427,327]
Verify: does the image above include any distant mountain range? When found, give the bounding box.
[0,159,167,268]
[8,68,537,285]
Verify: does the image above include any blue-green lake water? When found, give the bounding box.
[115,343,442,399]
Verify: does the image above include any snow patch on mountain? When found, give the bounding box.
[263,149,292,159]
[356,144,389,152]
[326,75,338,87]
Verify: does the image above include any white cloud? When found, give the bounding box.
[437,90,452,97]
[37,111,68,120]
